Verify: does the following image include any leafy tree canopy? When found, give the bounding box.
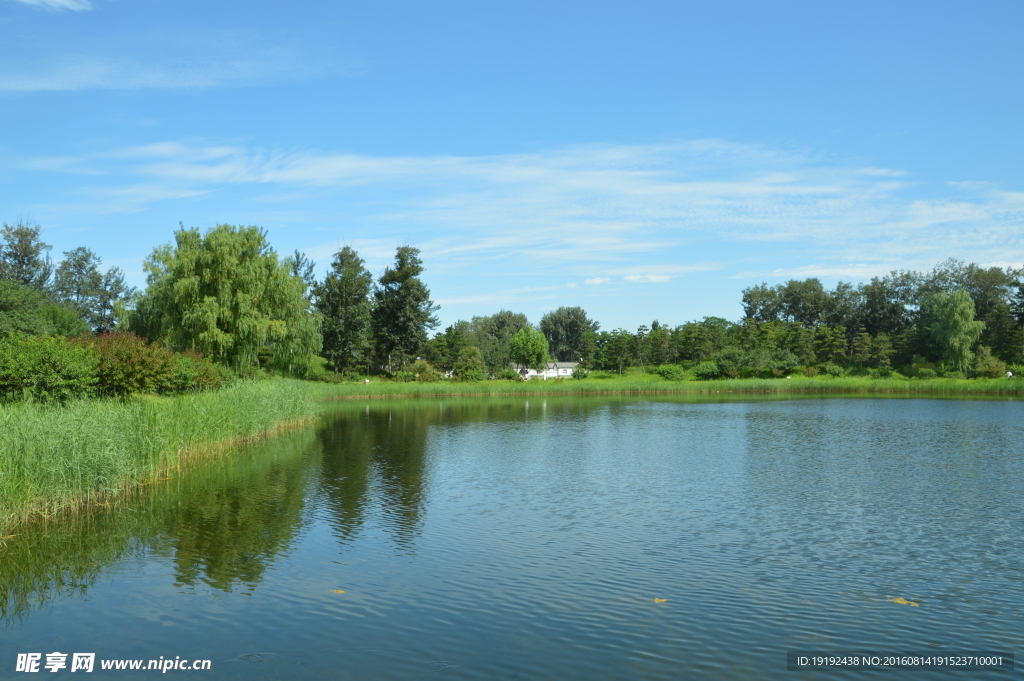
[128,224,321,375]
[0,219,53,290]
[539,306,599,362]
[508,327,549,371]
[927,289,985,372]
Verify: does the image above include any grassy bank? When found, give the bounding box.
[313,374,1024,399]
[0,379,321,531]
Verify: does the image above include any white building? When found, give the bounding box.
[520,362,579,380]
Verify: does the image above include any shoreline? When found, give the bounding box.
[0,380,321,534]
[5,376,1020,534]
[314,376,1024,400]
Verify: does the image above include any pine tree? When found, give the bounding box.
[371,247,439,373]
[315,246,372,373]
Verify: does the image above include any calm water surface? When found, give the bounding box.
[2,396,1022,680]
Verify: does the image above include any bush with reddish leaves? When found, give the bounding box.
[75,333,224,396]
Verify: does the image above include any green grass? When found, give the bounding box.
[0,379,321,531]
[313,373,1024,399]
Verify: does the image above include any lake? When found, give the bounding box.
[2,396,1021,679]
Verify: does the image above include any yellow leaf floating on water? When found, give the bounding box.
[331,590,346,594]
[886,596,919,606]
[654,598,667,603]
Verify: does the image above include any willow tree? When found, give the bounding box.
[928,289,984,373]
[128,224,321,375]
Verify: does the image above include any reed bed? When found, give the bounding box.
[314,375,1024,399]
[0,379,320,530]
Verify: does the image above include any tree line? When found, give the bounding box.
[0,219,134,337]
[3,219,1022,385]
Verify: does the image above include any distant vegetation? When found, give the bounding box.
[2,218,1023,396]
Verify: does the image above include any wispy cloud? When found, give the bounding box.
[11,0,91,10]
[585,278,610,285]
[0,28,362,91]
[17,139,1024,286]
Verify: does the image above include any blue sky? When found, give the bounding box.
[2,0,1022,331]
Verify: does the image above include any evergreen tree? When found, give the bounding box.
[314,246,372,373]
[52,247,135,333]
[371,246,439,373]
[0,219,53,290]
[851,328,873,368]
[286,250,317,303]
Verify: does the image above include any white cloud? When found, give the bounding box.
[623,275,672,283]
[18,138,1024,284]
[731,263,888,280]
[12,0,91,10]
[585,278,610,285]
[0,29,362,91]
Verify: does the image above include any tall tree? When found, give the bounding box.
[603,329,634,376]
[508,327,549,372]
[128,224,322,375]
[471,310,529,373]
[0,219,53,290]
[741,283,781,323]
[371,246,439,373]
[539,306,600,362]
[927,289,985,373]
[777,278,829,326]
[286,250,317,303]
[95,267,133,333]
[314,246,373,373]
[53,247,135,333]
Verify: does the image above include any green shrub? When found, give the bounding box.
[73,333,226,396]
[0,334,99,403]
[873,366,894,378]
[803,366,819,378]
[496,368,522,381]
[822,363,843,377]
[392,371,416,382]
[571,366,590,380]
[769,349,800,377]
[1008,364,1023,378]
[407,359,442,382]
[40,304,90,337]
[76,333,174,396]
[711,348,744,378]
[971,346,1006,379]
[452,347,487,382]
[916,367,937,379]
[162,350,225,393]
[654,365,687,381]
[693,361,721,380]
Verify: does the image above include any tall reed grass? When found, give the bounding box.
[313,375,1024,399]
[0,379,320,530]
